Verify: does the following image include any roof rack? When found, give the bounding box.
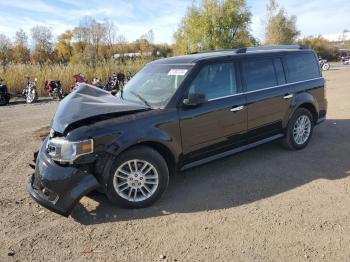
[235,45,308,54]
[191,45,309,55]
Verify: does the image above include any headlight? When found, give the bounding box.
[47,137,93,163]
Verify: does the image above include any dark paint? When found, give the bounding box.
[28,49,327,216]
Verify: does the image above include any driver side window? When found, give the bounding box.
[189,62,237,100]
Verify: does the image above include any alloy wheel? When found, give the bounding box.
[293,115,311,145]
[113,159,159,202]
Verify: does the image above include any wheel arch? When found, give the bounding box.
[100,139,178,188]
[284,93,319,128]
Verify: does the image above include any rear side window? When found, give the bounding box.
[242,59,277,91]
[285,53,320,82]
[189,62,237,100]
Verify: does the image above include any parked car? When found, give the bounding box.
[28,45,327,217]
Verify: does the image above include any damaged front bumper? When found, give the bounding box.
[27,138,99,217]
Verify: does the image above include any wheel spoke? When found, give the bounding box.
[145,180,158,185]
[142,166,153,175]
[117,182,128,188]
[113,159,159,202]
[134,160,139,171]
[133,188,138,200]
[140,187,147,197]
[143,185,151,193]
[128,188,133,198]
[119,185,129,192]
[140,163,149,172]
[145,175,158,179]
[128,161,133,172]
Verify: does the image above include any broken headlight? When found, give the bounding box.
[47,137,93,163]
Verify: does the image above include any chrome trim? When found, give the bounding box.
[283,94,293,99]
[230,105,244,112]
[207,77,323,102]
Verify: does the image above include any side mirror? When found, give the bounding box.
[183,93,207,106]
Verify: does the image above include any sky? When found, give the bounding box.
[0,0,349,44]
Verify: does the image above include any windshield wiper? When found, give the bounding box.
[130,91,151,108]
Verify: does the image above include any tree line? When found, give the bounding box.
[0,0,347,71]
[0,17,172,70]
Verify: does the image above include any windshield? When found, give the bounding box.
[119,64,192,108]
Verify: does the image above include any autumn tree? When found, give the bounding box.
[138,30,154,55]
[12,29,30,64]
[0,34,13,70]
[174,0,255,54]
[55,30,73,63]
[298,36,339,60]
[265,0,299,45]
[31,25,54,64]
[71,17,111,65]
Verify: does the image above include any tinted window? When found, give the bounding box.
[274,58,286,85]
[189,62,237,100]
[242,59,277,91]
[285,53,320,82]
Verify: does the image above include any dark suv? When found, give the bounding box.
[28,45,327,216]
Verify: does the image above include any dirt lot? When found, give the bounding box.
[0,66,350,262]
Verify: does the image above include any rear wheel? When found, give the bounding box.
[322,63,330,71]
[282,108,314,150]
[106,146,169,208]
[26,90,37,104]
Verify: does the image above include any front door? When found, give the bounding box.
[179,61,247,163]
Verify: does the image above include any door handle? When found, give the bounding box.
[283,94,293,99]
[230,105,244,112]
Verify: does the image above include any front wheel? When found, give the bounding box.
[282,108,314,150]
[106,146,169,208]
[26,90,37,104]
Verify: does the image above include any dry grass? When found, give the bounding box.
[0,58,150,96]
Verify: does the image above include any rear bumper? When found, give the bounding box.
[27,138,99,217]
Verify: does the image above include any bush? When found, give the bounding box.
[298,36,339,61]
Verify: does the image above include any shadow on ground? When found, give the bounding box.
[8,97,54,106]
[71,119,350,224]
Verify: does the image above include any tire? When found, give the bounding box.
[282,108,314,150]
[106,146,169,208]
[322,63,330,71]
[0,96,6,106]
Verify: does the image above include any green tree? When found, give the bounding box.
[174,0,255,54]
[265,0,299,45]
[298,36,339,61]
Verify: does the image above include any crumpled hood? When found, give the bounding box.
[52,84,147,133]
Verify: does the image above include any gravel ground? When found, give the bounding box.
[0,66,350,261]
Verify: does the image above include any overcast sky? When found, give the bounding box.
[0,0,349,43]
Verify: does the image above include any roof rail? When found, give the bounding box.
[235,45,308,54]
[190,45,308,55]
[191,49,237,55]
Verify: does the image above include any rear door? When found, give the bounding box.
[179,61,247,163]
[241,57,293,143]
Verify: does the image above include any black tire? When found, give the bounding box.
[282,108,314,150]
[106,146,169,208]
